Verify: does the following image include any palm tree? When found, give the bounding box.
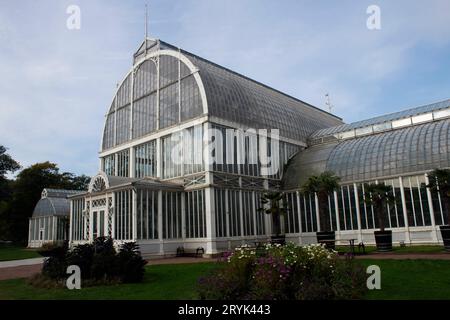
[258,192,286,237]
[426,168,450,226]
[363,183,394,232]
[301,171,340,232]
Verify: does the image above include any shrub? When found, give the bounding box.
[35,237,147,286]
[66,243,94,279]
[91,237,118,280]
[41,241,68,280]
[198,243,367,300]
[117,242,147,283]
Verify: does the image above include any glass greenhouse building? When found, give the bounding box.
[67,38,450,256]
[28,189,81,248]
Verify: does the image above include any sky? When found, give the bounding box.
[0,0,449,177]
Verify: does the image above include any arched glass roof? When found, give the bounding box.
[101,39,343,151]
[32,197,70,218]
[310,99,450,140]
[32,189,82,218]
[283,118,450,189]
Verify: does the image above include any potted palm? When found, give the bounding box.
[301,171,340,249]
[258,192,286,245]
[363,183,394,252]
[426,169,450,251]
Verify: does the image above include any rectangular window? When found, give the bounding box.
[162,191,182,239]
[135,140,157,178]
[185,189,206,238]
[117,149,129,177]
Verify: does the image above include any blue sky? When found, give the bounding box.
[0,0,449,177]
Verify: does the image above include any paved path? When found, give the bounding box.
[0,257,44,268]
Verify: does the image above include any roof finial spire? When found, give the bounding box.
[145,3,149,39]
[325,93,333,113]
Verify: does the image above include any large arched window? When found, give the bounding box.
[102,52,204,151]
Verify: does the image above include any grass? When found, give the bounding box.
[0,245,40,262]
[335,245,445,255]
[0,263,217,300]
[360,259,450,299]
[1,259,450,300]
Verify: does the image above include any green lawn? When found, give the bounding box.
[360,259,450,300]
[336,245,445,255]
[0,259,449,300]
[0,263,217,300]
[0,245,40,261]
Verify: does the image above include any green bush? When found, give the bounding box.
[117,242,147,283]
[38,238,146,286]
[41,241,68,280]
[198,243,367,300]
[66,243,94,279]
[91,237,118,280]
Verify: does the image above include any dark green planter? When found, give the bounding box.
[270,235,286,245]
[316,231,336,250]
[374,230,392,252]
[439,225,450,252]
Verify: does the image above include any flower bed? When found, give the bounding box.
[198,243,367,300]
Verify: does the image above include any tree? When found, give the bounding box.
[363,183,394,232]
[301,172,340,232]
[258,192,286,237]
[0,145,20,179]
[426,168,450,226]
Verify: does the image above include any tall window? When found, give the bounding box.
[162,192,182,239]
[136,189,158,240]
[114,190,133,240]
[117,149,129,177]
[402,175,432,227]
[185,189,206,238]
[102,54,203,151]
[103,155,115,176]
[135,141,156,178]
[284,192,300,234]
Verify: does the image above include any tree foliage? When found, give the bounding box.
[0,149,90,243]
[301,171,340,232]
[427,168,450,225]
[258,192,286,236]
[363,183,395,232]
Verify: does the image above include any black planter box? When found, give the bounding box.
[374,230,392,252]
[439,225,450,252]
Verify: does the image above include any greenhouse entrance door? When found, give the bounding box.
[92,209,106,239]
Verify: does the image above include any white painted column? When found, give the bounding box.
[132,189,138,240]
[156,138,162,178]
[52,216,57,241]
[296,191,303,245]
[252,191,258,242]
[205,185,217,254]
[28,219,32,247]
[111,193,116,239]
[399,177,411,244]
[158,190,163,254]
[314,193,320,232]
[353,183,363,243]
[181,193,186,240]
[114,153,119,176]
[129,146,135,178]
[69,201,73,244]
[238,179,245,244]
[425,173,438,242]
